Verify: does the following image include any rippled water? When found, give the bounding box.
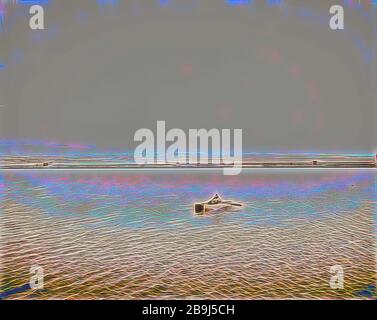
[1,169,376,299]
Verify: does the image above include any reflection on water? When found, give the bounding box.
[1,170,376,299]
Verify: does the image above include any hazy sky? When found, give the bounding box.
[1,1,376,152]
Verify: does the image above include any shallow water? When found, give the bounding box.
[1,169,376,299]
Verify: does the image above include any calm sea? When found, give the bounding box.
[1,169,376,299]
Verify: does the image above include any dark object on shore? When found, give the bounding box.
[194,193,243,215]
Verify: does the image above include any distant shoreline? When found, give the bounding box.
[0,155,375,169]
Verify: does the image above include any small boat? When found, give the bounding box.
[194,193,243,215]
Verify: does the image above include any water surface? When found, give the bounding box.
[1,169,376,299]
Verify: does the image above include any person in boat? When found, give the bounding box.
[194,193,242,215]
[207,193,222,205]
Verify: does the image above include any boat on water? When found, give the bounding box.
[194,193,243,215]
